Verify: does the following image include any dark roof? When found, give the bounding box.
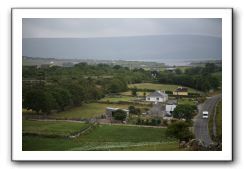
[175,87,188,92]
[166,100,177,105]
[147,91,168,98]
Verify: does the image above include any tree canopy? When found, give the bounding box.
[112,109,127,121]
[166,121,194,142]
[172,104,196,120]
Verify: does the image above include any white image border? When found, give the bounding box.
[12,8,232,161]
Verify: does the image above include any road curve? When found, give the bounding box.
[194,95,221,146]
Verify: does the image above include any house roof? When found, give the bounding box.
[175,87,188,92]
[147,91,168,98]
[166,100,177,105]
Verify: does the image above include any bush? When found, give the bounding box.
[166,121,194,142]
[165,90,173,95]
[162,119,168,126]
[112,109,127,121]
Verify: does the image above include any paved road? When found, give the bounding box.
[194,95,221,146]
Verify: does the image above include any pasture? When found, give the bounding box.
[99,96,136,102]
[50,103,132,119]
[178,98,196,105]
[128,83,199,93]
[49,102,151,120]
[22,121,178,151]
[23,120,90,137]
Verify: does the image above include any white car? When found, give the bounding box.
[202,111,209,119]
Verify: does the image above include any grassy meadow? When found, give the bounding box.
[128,83,200,93]
[23,120,90,137]
[99,96,136,102]
[22,120,178,151]
[50,103,150,120]
[49,103,132,119]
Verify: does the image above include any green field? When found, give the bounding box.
[22,121,178,151]
[23,120,90,137]
[178,98,196,105]
[50,103,147,120]
[99,96,136,102]
[128,83,199,93]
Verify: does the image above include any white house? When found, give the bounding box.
[146,91,168,103]
[165,100,177,116]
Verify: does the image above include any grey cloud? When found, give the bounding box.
[22,18,222,38]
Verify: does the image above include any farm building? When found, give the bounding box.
[105,107,129,119]
[146,91,168,103]
[173,87,188,96]
[165,100,177,116]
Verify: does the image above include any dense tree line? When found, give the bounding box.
[158,63,221,92]
[23,63,153,84]
[23,79,104,114]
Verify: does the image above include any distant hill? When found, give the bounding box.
[23,34,221,62]
[22,56,166,69]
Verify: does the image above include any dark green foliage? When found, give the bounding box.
[166,121,194,142]
[49,87,72,111]
[128,106,141,115]
[131,87,138,96]
[159,63,221,92]
[175,68,182,74]
[23,88,58,114]
[165,90,173,95]
[112,109,127,121]
[128,106,136,114]
[63,82,85,106]
[172,104,196,120]
[136,118,161,126]
[151,119,161,126]
[106,78,127,93]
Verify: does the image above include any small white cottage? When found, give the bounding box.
[146,91,168,103]
[165,100,177,115]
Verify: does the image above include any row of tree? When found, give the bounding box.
[23,79,104,114]
[158,63,221,92]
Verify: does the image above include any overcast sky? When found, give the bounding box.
[22,18,222,38]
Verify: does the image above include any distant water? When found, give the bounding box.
[127,58,219,66]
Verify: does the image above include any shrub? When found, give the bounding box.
[112,109,127,121]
